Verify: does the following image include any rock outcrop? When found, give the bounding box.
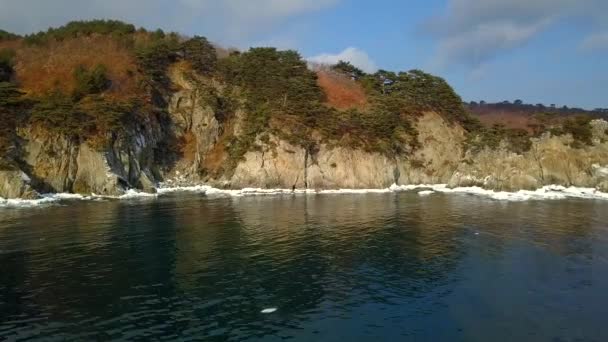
[2,67,608,199]
[0,170,38,199]
[227,112,467,189]
[447,128,608,191]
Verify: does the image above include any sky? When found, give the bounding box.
[0,0,607,109]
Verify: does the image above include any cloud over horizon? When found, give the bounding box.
[0,0,340,44]
[308,47,378,73]
[426,0,608,68]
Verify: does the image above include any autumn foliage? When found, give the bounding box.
[316,70,367,110]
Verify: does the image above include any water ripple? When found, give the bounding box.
[1,193,608,340]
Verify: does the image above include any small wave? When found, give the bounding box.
[3,183,608,208]
[0,196,60,208]
[156,183,608,201]
[406,184,608,202]
[0,189,157,208]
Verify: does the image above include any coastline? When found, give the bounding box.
[2,183,608,208]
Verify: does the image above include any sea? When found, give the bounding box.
[1,186,608,341]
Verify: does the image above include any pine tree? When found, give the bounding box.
[182,36,217,74]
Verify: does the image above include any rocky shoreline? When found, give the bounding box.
[2,69,607,200]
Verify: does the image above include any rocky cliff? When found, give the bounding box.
[1,65,607,199]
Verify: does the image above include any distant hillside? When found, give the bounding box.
[467,101,608,132]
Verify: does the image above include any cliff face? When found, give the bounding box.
[227,111,466,189]
[1,68,608,199]
[449,121,608,191]
[7,125,159,197]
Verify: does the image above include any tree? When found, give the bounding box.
[136,40,179,87]
[331,60,364,80]
[182,36,217,74]
[0,29,20,41]
[24,20,136,45]
[73,64,110,100]
[0,82,25,159]
[562,115,593,147]
[514,99,523,105]
[0,48,16,82]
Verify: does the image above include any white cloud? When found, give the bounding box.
[426,0,608,68]
[435,19,550,67]
[308,47,378,73]
[581,32,608,51]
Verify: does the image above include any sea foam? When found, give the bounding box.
[156,183,608,202]
[0,189,157,208]
[3,183,608,208]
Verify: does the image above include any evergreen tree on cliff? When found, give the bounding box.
[182,36,217,74]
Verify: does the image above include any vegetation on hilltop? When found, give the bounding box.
[0,30,20,41]
[22,20,137,45]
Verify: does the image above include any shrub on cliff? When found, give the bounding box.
[182,36,217,74]
[467,124,532,154]
[331,60,365,80]
[361,69,469,124]
[559,115,593,147]
[0,82,27,158]
[218,47,327,156]
[30,91,87,136]
[73,64,111,100]
[136,38,180,88]
[30,90,136,143]
[0,48,16,82]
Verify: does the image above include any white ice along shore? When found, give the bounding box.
[2,184,608,208]
[0,189,157,208]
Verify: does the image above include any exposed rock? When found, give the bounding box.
[447,132,608,191]
[230,136,307,188]
[227,112,468,190]
[591,119,608,145]
[228,135,397,190]
[4,67,608,199]
[308,146,395,189]
[0,170,39,199]
[166,66,222,180]
[397,112,466,185]
[598,181,608,192]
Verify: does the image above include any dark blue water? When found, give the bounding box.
[1,192,608,341]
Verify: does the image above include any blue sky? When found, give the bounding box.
[1,0,607,109]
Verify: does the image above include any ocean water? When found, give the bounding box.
[1,191,608,341]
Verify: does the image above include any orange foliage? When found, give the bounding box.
[316,70,367,110]
[3,35,141,100]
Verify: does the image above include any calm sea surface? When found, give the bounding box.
[1,192,608,341]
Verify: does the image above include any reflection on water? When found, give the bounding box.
[1,193,608,341]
